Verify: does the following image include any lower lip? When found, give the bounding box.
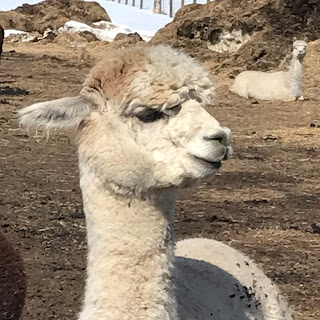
[194,156,222,169]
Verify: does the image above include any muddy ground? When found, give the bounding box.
[0,44,319,320]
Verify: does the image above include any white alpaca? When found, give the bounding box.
[19,44,292,320]
[231,37,308,101]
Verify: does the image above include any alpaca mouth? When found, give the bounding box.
[193,155,222,169]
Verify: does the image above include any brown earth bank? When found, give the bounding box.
[0,0,110,33]
[151,0,320,80]
[0,39,319,320]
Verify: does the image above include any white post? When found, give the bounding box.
[154,0,161,13]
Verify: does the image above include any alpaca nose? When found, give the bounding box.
[203,127,231,147]
[224,145,233,160]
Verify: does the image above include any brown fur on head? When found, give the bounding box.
[82,46,149,110]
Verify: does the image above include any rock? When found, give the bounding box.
[79,31,99,42]
[41,28,58,42]
[309,121,320,128]
[53,32,98,46]
[114,32,144,45]
[263,134,278,141]
[311,223,320,234]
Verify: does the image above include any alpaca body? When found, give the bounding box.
[231,39,307,101]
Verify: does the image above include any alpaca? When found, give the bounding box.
[175,239,293,320]
[19,44,292,320]
[231,37,308,101]
[0,231,26,320]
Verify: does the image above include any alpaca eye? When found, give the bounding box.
[189,90,202,103]
[135,109,165,123]
[169,104,182,114]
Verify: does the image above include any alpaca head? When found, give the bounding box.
[19,45,232,192]
[292,37,308,60]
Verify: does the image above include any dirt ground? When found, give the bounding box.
[0,43,319,320]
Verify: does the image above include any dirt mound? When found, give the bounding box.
[151,0,320,79]
[303,38,320,99]
[0,0,110,34]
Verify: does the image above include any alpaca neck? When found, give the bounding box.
[287,56,304,93]
[78,167,178,320]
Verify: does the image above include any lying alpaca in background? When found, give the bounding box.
[19,44,292,320]
[231,37,308,101]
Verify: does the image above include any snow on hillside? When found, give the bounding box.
[4,30,27,38]
[61,20,153,41]
[100,1,172,34]
[0,0,211,41]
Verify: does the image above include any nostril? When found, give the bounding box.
[212,136,223,143]
[203,130,227,144]
[224,146,233,160]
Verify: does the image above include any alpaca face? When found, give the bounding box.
[292,40,307,59]
[79,46,232,189]
[129,45,233,177]
[19,45,233,190]
[78,98,232,190]
[121,98,232,188]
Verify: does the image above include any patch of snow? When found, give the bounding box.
[98,0,211,17]
[5,31,38,43]
[59,20,153,42]
[99,1,172,33]
[4,30,28,37]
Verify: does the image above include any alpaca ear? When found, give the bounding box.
[293,37,297,43]
[18,95,99,130]
[304,36,308,43]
